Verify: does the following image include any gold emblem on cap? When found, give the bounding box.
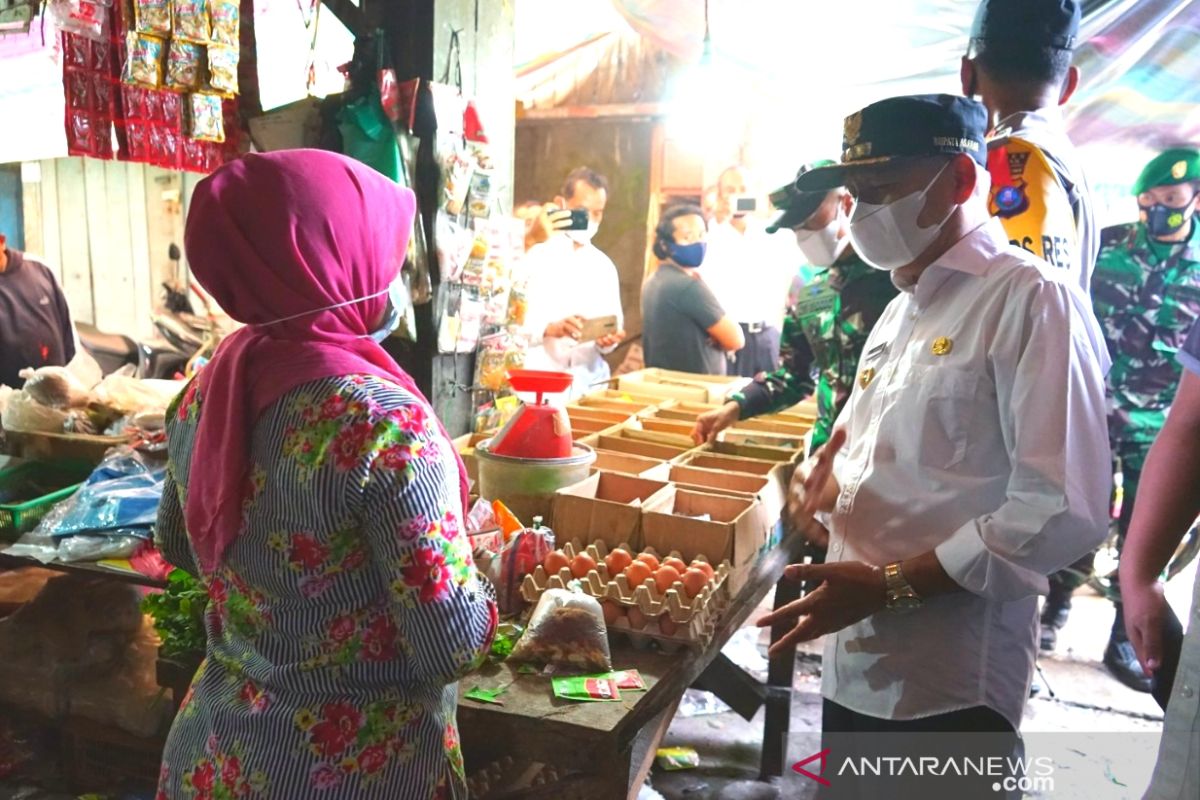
[844,112,863,147]
[931,337,953,356]
[858,367,876,389]
[1172,160,1188,180]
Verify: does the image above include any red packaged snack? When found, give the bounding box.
[160,90,183,125]
[66,70,93,111]
[65,33,91,69]
[126,120,151,160]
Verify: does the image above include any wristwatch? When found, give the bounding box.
[884,561,922,612]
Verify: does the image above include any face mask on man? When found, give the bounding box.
[849,162,956,271]
[669,241,707,268]
[794,210,848,267]
[565,221,599,245]
[1140,199,1195,239]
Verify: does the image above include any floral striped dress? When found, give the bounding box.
[154,375,497,800]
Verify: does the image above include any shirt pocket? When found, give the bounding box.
[893,363,980,471]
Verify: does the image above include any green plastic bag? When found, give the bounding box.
[338,96,401,183]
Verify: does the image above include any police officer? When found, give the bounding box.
[692,162,897,452]
[1042,148,1200,692]
[963,0,1098,292]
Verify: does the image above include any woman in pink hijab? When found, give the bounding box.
[154,151,496,800]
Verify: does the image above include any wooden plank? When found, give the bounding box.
[95,159,136,335]
[143,167,184,302]
[81,159,112,331]
[37,160,62,282]
[19,162,45,262]
[126,162,154,338]
[54,158,94,324]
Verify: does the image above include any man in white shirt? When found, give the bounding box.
[701,166,799,377]
[758,95,1111,798]
[522,167,626,398]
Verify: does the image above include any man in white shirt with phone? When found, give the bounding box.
[522,167,626,398]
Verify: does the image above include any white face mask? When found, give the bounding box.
[367,276,408,342]
[564,221,599,245]
[849,162,955,271]
[794,210,848,267]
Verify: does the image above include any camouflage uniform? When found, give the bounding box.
[731,249,898,449]
[1053,220,1200,596]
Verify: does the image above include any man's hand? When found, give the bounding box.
[693,401,741,445]
[756,561,887,657]
[545,316,585,341]
[785,428,846,547]
[541,205,575,233]
[1121,574,1168,677]
[596,329,626,349]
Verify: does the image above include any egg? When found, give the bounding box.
[624,560,653,588]
[658,614,679,637]
[654,565,681,594]
[681,567,709,598]
[543,550,570,576]
[627,606,647,630]
[570,553,597,579]
[635,552,661,571]
[689,560,715,581]
[662,557,688,574]
[604,548,633,576]
[601,600,623,626]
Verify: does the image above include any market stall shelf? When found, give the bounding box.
[458,529,808,800]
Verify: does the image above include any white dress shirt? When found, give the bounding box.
[522,235,624,399]
[823,218,1112,730]
[701,220,799,328]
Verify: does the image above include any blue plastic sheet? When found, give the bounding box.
[45,448,166,538]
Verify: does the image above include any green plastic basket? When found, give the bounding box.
[0,460,95,541]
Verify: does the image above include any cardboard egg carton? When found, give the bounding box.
[606,605,718,653]
[519,540,730,648]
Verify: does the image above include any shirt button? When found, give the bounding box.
[1182,685,1195,700]
[831,542,843,555]
[908,310,918,321]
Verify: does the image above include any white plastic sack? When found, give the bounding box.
[92,374,184,416]
[1,391,69,434]
[19,366,91,409]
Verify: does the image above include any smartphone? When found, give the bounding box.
[735,196,758,213]
[578,315,618,342]
[565,208,590,230]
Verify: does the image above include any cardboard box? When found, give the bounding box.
[721,429,807,456]
[565,407,634,427]
[618,368,749,404]
[709,439,801,464]
[617,422,696,449]
[570,416,619,435]
[653,460,784,524]
[553,472,672,550]
[570,397,657,418]
[594,433,693,462]
[592,450,663,476]
[452,433,490,484]
[615,378,710,403]
[583,388,668,406]
[732,417,811,437]
[642,487,768,570]
[681,452,793,523]
[639,418,698,439]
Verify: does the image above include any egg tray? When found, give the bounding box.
[519,540,731,625]
[606,608,718,652]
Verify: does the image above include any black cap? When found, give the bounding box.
[766,160,835,233]
[794,95,989,193]
[969,0,1080,51]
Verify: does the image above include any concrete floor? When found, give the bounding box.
[645,569,1197,800]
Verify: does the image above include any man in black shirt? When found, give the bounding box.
[0,233,77,389]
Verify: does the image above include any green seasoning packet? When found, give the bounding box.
[551,675,622,702]
[465,686,507,705]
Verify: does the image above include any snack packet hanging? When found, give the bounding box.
[173,0,211,42]
[166,39,205,92]
[134,0,171,35]
[510,589,612,672]
[188,93,225,142]
[207,45,239,95]
[551,674,622,703]
[209,0,240,47]
[123,32,166,89]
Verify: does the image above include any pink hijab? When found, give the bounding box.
[183,150,469,572]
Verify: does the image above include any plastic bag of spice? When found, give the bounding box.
[509,589,612,672]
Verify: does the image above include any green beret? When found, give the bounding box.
[1132,148,1200,195]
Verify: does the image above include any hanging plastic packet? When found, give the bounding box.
[166,39,206,93]
[207,45,239,95]
[460,234,489,286]
[209,0,240,47]
[173,0,211,41]
[188,93,225,143]
[442,148,473,217]
[134,0,171,35]
[476,333,510,393]
[123,32,166,89]
[551,674,622,703]
[50,0,110,41]
[467,169,493,222]
[506,282,528,329]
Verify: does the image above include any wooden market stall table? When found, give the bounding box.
[458,529,809,800]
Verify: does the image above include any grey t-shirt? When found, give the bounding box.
[641,264,728,375]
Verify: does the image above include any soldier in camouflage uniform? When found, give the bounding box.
[1042,148,1200,692]
[693,162,897,452]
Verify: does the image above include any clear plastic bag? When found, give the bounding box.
[1,391,69,434]
[18,367,91,409]
[57,534,144,562]
[497,525,554,616]
[92,373,182,416]
[510,589,612,672]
